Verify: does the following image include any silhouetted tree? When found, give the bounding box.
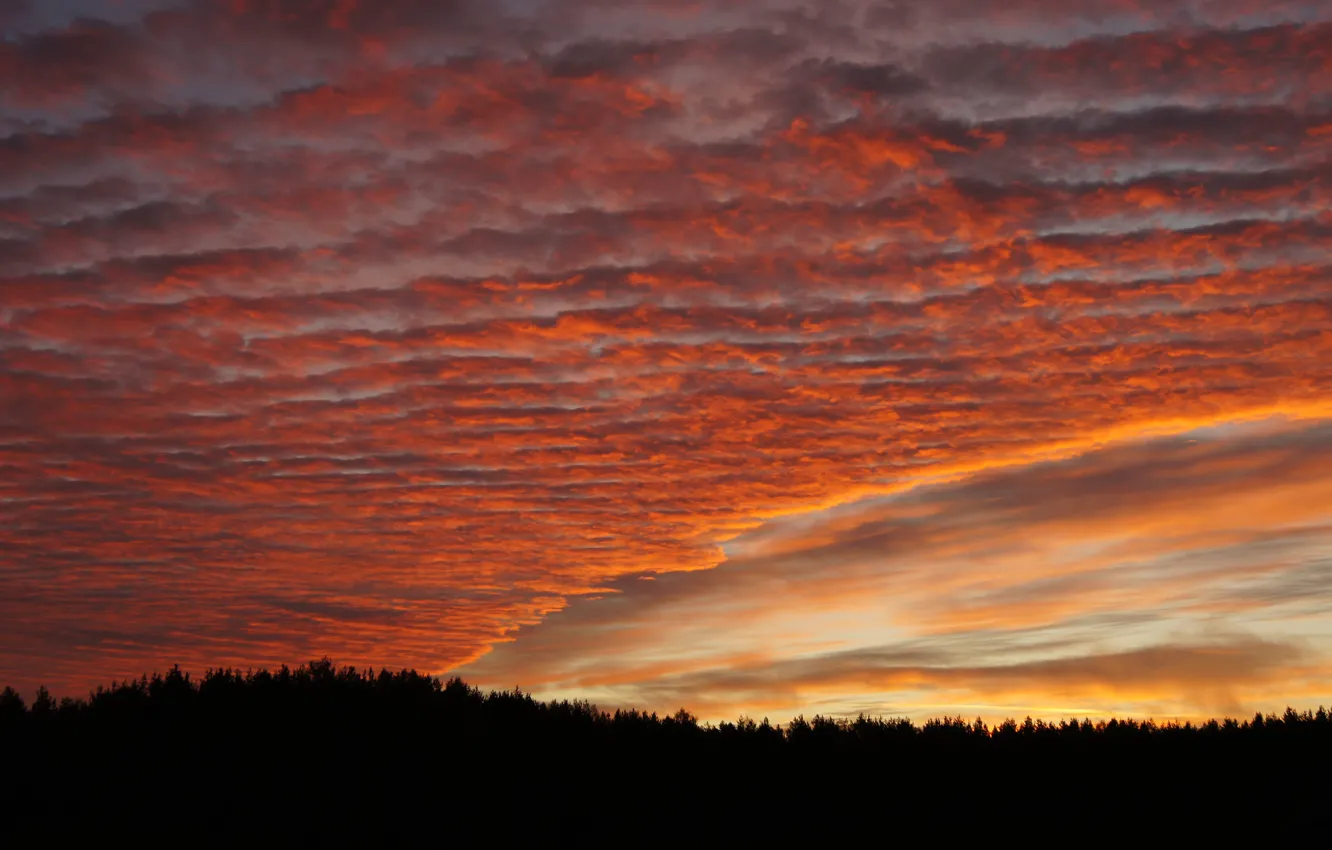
[0,686,23,719]
[1,660,1328,845]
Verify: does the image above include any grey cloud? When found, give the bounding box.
[803,58,927,97]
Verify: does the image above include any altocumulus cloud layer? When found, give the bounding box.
[1,0,1330,716]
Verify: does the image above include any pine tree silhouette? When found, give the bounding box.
[1,660,1328,845]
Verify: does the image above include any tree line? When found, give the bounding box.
[2,659,1328,844]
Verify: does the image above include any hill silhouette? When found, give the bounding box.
[2,660,1328,845]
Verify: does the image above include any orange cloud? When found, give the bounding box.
[462,420,1332,720]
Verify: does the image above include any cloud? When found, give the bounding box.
[609,637,1318,721]
[461,420,1332,719]
[921,23,1332,114]
[0,0,1329,712]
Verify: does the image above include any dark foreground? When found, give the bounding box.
[2,661,1329,845]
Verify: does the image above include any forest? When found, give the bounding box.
[2,660,1328,844]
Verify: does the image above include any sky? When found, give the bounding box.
[1,0,1330,722]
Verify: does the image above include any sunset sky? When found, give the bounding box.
[2,0,1331,722]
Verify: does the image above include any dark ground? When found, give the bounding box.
[3,662,1329,846]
